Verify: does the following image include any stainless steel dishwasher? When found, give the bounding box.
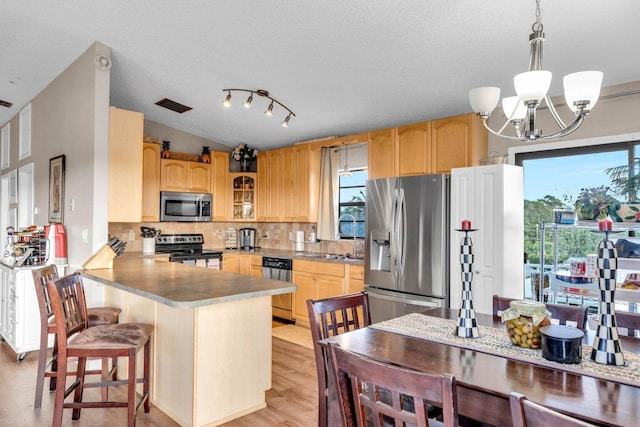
[262,256,294,323]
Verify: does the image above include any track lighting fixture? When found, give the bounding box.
[222,88,295,127]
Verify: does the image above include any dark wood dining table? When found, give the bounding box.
[322,307,640,427]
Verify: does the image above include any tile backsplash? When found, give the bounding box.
[109,222,361,256]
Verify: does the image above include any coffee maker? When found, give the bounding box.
[238,228,256,250]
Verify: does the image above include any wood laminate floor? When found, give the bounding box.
[0,336,318,426]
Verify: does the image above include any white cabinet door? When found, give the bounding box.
[0,265,9,339]
[0,266,41,356]
[13,270,40,353]
[450,164,524,314]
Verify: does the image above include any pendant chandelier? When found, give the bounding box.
[222,88,295,127]
[468,0,603,142]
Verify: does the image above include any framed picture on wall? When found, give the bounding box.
[48,155,65,223]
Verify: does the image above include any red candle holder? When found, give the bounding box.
[598,218,613,231]
[461,220,471,230]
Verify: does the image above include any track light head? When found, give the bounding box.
[223,91,232,108]
[282,114,291,128]
[244,93,253,109]
[265,101,274,116]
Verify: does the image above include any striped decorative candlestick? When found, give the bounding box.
[455,228,480,338]
[591,232,625,366]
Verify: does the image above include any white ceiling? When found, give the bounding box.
[2,1,640,151]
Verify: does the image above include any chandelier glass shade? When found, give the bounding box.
[222,88,295,127]
[469,0,603,142]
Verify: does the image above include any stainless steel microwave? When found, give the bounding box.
[160,191,212,222]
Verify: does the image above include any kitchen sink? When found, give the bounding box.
[295,253,362,262]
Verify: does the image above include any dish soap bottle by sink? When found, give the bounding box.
[310,226,316,242]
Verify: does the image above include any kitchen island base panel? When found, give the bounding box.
[103,284,272,427]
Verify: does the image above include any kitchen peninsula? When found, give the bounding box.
[82,253,297,427]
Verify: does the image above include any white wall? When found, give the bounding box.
[2,42,111,266]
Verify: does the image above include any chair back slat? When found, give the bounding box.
[329,342,458,427]
[493,295,588,329]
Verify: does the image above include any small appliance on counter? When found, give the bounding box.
[45,223,68,265]
[225,228,237,249]
[238,228,256,250]
[156,233,223,269]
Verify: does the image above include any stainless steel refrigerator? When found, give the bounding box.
[365,174,449,323]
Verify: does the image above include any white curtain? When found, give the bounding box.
[317,147,339,241]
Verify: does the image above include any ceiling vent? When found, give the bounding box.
[0,99,13,108]
[154,98,192,114]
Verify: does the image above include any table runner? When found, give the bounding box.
[370,313,640,388]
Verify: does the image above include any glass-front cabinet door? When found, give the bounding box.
[231,173,255,220]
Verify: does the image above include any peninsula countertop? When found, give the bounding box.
[81,253,297,309]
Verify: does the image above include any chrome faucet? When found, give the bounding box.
[337,213,359,257]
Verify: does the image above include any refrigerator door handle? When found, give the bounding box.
[397,187,406,276]
[391,188,399,282]
[368,291,440,308]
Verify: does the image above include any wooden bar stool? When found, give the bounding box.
[47,272,153,427]
[32,265,121,408]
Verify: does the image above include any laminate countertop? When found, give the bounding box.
[81,253,297,309]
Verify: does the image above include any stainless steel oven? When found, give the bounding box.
[156,233,222,269]
[262,256,294,323]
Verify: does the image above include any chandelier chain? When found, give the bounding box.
[532,0,543,32]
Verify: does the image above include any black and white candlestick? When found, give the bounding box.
[455,221,480,338]
[591,229,625,366]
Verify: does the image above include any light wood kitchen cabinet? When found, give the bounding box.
[431,113,488,174]
[256,153,269,221]
[293,143,321,222]
[250,255,263,278]
[230,173,256,220]
[292,260,345,328]
[281,147,295,221]
[222,253,239,273]
[266,149,283,220]
[211,151,229,221]
[160,159,211,193]
[108,107,143,222]
[396,121,432,176]
[347,264,364,294]
[141,142,160,221]
[368,128,395,179]
[239,254,252,275]
[188,162,211,193]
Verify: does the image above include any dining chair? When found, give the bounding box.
[328,341,459,427]
[509,392,596,427]
[612,310,640,337]
[307,292,372,427]
[32,264,122,408]
[492,295,588,328]
[47,272,153,427]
